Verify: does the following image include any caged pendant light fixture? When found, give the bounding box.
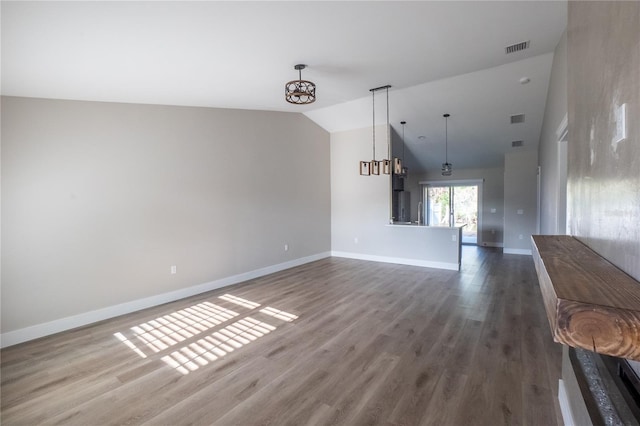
[360,85,392,176]
[285,64,316,105]
[442,113,453,176]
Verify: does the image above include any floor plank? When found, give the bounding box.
[1,247,562,425]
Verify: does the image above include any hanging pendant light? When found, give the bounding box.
[400,121,408,176]
[285,64,316,105]
[360,85,391,176]
[442,113,453,176]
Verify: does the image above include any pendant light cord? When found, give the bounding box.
[402,122,405,163]
[386,86,390,161]
[445,115,449,163]
[372,90,376,160]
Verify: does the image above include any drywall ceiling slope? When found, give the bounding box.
[1,1,567,171]
[310,53,555,171]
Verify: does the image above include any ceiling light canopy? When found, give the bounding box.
[285,64,316,105]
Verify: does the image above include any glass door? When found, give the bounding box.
[426,184,479,244]
[453,185,478,244]
[427,186,451,226]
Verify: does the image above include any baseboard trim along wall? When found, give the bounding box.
[331,251,459,271]
[558,379,576,426]
[0,252,331,348]
[503,248,533,255]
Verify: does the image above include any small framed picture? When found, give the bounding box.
[359,161,371,175]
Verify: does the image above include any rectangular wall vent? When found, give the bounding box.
[505,40,530,54]
[510,114,525,124]
[512,140,524,148]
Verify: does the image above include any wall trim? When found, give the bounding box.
[503,248,532,255]
[558,379,576,426]
[418,178,485,186]
[331,251,459,271]
[0,251,331,348]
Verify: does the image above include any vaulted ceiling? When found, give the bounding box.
[1,1,567,172]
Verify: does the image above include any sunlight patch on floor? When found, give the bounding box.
[114,294,299,375]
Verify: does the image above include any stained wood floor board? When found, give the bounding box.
[1,247,562,425]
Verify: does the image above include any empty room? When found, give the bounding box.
[2,1,639,425]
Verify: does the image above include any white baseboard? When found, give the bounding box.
[558,379,576,426]
[480,242,504,248]
[331,251,459,271]
[0,252,331,348]
[503,248,532,255]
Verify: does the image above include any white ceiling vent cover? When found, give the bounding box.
[510,114,525,124]
[505,40,530,54]
[512,140,524,147]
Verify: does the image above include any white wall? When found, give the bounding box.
[504,150,539,254]
[538,30,568,235]
[331,126,460,269]
[1,96,331,342]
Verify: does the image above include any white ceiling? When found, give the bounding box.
[1,1,567,171]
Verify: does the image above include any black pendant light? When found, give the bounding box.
[442,113,452,176]
[400,121,408,176]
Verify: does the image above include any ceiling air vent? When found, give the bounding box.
[505,40,530,54]
[512,140,524,148]
[510,114,525,124]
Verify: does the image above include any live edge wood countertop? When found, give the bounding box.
[531,235,640,361]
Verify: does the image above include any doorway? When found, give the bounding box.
[425,183,480,245]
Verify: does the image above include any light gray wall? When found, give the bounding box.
[538,30,568,235]
[405,167,505,246]
[330,126,460,268]
[1,96,331,334]
[503,150,539,253]
[567,1,640,280]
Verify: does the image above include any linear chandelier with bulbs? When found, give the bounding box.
[360,85,392,176]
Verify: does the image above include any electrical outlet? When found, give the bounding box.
[284,244,289,252]
[517,209,524,215]
[354,237,358,244]
[170,265,177,274]
[518,234,523,240]
[452,234,457,242]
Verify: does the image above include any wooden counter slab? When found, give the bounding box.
[531,235,640,361]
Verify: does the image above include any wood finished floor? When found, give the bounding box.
[1,247,563,425]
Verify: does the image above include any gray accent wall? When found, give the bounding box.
[1,97,331,334]
[567,1,640,280]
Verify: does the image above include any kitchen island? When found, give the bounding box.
[332,223,463,271]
